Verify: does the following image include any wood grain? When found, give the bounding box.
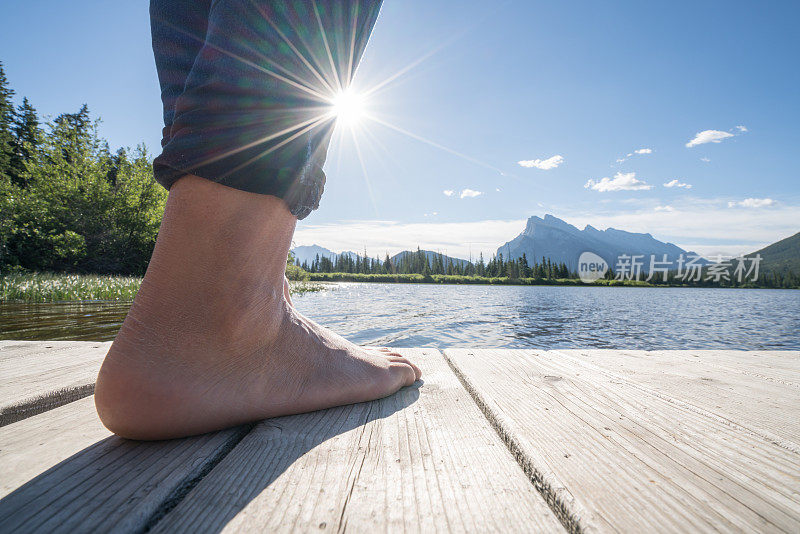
[444,349,800,534]
[0,396,109,498]
[0,341,110,425]
[0,395,249,533]
[558,349,800,450]
[152,349,564,533]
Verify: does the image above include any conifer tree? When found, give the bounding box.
[0,62,15,182]
[10,97,40,186]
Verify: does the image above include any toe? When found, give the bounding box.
[373,347,404,358]
[387,355,422,381]
[388,361,418,387]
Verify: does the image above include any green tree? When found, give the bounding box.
[3,105,167,274]
[0,62,15,182]
[10,97,40,186]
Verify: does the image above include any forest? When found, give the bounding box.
[298,249,577,280]
[295,248,799,288]
[0,63,166,276]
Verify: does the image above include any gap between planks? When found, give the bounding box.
[443,348,800,534]
[149,348,564,533]
[0,347,566,533]
[0,397,252,533]
[0,341,110,426]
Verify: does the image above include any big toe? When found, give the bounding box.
[386,360,419,388]
[375,347,422,381]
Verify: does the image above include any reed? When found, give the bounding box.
[0,272,325,302]
[1,272,142,302]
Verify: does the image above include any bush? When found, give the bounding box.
[285,263,310,281]
[1,105,167,275]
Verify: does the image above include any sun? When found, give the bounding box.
[330,89,365,127]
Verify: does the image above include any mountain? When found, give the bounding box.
[747,231,800,275]
[290,245,339,266]
[390,250,470,268]
[497,214,706,271]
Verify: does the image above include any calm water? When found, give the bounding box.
[1,283,798,349]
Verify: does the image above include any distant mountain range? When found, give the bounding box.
[291,245,468,268]
[497,214,707,272]
[294,214,798,276]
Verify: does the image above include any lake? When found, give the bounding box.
[1,283,798,349]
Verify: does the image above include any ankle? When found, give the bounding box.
[153,175,296,283]
[113,175,298,351]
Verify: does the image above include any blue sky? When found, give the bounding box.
[2,0,798,258]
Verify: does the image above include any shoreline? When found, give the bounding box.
[307,272,796,290]
[1,271,795,303]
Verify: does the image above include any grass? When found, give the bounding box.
[0,272,326,302]
[288,280,328,295]
[1,272,143,302]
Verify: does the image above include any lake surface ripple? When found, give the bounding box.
[2,283,798,349]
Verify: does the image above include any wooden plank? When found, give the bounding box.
[557,349,800,449]
[152,349,564,533]
[0,395,250,533]
[0,396,109,498]
[0,341,110,425]
[444,349,800,533]
[0,340,84,362]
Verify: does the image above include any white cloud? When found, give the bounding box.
[518,154,564,170]
[727,198,775,208]
[460,189,482,199]
[445,188,483,199]
[736,125,748,132]
[615,148,652,164]
[685,130,734,147]
[654,205,674,212]
[700,157,711,163]
[663,179,692,189]
[584,172,653,192]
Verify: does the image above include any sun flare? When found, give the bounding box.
[330,89,365,126]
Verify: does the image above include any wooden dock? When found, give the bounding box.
[1,341,798,532]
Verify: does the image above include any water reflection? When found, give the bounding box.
[1,284,798,349]
[0,301,130,341]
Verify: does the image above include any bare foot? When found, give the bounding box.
[95,176,421,440]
